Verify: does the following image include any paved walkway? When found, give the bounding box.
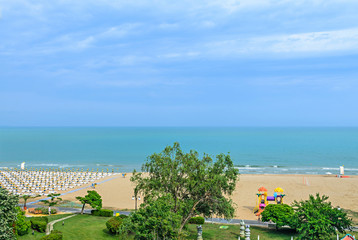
[46,214,76,235]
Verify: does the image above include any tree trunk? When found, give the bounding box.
[81,203,85,214]
[178,198,205,232]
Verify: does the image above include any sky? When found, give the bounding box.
[1,0,358,127]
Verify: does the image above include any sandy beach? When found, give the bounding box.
[60,173,358,220]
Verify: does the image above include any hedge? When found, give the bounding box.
[36,217,49,223]
[118,214,128,219]
[40,230,63,240]
[30,220,47,232]
[188,216,205,224]
[91,209,113,217]
[30,217,48,232]
[106,216,123,234]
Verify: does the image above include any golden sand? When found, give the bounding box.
[60,174,358,220]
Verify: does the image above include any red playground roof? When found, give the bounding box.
[341,234,355,240]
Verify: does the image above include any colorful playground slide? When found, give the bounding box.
[253,187,285,216]
[341,234,355,240]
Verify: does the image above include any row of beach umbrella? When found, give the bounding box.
[0,168,117,196]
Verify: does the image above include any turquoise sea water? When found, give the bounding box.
[1,127,358,175]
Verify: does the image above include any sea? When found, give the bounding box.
[0,127,358,175]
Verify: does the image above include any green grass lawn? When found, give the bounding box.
[53,214,118,240]
[186,223,298,240]
[186,223,356,240]
[19,214,73,240]
[18,214,357,240]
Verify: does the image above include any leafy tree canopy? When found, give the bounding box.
[292,193,352,240]
[20,194,40,209]
[131,142,239,232]
[0,188,19,240]
[76,190,102,214]
[122,194,182,240]
[261,204,294,229]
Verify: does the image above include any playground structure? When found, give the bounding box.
[341,234,355,240]
[253,187,285,217]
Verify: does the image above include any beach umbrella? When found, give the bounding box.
[274,187,284,193]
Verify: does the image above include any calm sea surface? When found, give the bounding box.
[1,127,358,175]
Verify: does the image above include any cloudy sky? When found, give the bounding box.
[1,0,358,126]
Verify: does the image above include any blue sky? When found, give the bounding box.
[1,0,358,126]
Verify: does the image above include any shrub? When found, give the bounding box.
[15,208,31,236]
[188,216,205,224]
[37,216,49,223]
[40,208,57,214]
[118,214,128,219]
[40,230,63,240]
[106,216,123,234]
[30,217,48,232]
[34,207,43,214]
[30,220,47,232]
[91,209,113,217]
[39,208,47,214]
[261,204,294,229]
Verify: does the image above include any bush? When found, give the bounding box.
[118,214,128,219]
[261,204,294,229]
[37,216,49,223]
[35,207,43,214]
[188,216,205,224]
[15,208,31,236]
[30,220,47,232]
[292,194,352,240]
[91,209,113,217]
[40,230,63,240]
[106,216,123,234]
[40,208,57,215]
[30,217,48,232]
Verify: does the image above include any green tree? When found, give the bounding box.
[14,207,31,236]
[0,188,19,240]
[131,142,239,232]
[292,193,352,240]
[261,204,294,229]
[20,194,40,210]
[122,194,182,240]
[76,190,102,214]
[40,193,62,215]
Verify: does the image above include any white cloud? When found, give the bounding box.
[99,23,141,39]
[204,28,358,57]
[261,28,358,53]
[200,21,216,28]
[76,36,94,49]
[158,23,179,29]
